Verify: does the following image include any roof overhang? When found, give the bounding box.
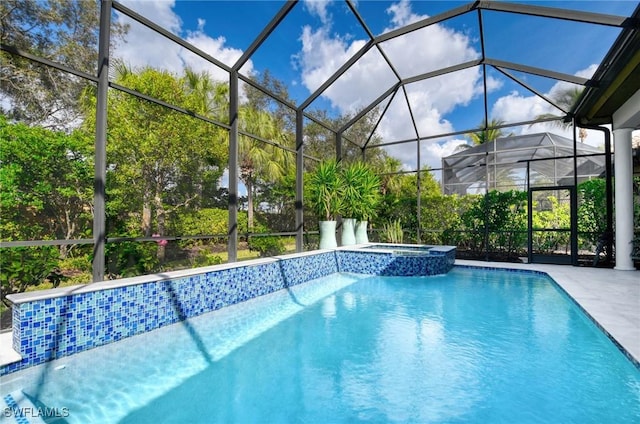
[573,4,640,127]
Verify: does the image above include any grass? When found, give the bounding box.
[216,248,261,262]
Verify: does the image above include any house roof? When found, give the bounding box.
[573,3,640,127]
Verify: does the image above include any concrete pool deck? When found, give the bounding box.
[457,260,639,365]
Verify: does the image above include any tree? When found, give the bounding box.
[301,108,388,165]
[0,115,93,252]
[254,166,298,232]
[82,65,228,260]
[301,114,338,162]
[184,68,229,124]
[465,118,510,146]
[245,69,296,135]
[0,114,93,303]
[0,0,128,129]
[238,106,291,229]
[536,86,588,142]
[339,107,388,166]
[183,69,294,231]
[377,157,403,196]
[373,168,441,242]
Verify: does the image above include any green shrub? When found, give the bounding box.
[64,273,92,286]
[531,195,570,253]
[0,246,59,305]
[191,252,223,267]
[460,190,527,256]
[577,178,606,234]
[382,219,404,244]
[106,241,160,278]
[248,234,286,257]
[59,254,92,273]
[420,194,462,244]
[171,208,248,246]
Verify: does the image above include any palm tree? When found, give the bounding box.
[238,106,290,230]
[184,68,229,122]
[456,118,511,151]
[536,86,588,142]
[468,118,509,145]
[184,69,291,230]
[378,157,403,196]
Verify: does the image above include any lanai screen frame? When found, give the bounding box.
[441,132,608,195]
[1,0,636,282]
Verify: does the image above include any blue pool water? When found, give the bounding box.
[1,268,639,423]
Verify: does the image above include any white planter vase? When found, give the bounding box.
[319,221,337,249]
[341,218,357,246]
[355,220,369,244]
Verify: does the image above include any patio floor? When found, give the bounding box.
[457,260,640,365]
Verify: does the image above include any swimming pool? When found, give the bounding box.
[1,267,639,423]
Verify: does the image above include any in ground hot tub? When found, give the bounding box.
[337,243,456,276]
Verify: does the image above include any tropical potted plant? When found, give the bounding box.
[341,161,381,245]
[340,161,364,246]
[308,159,344,249]
[353,163,381,244]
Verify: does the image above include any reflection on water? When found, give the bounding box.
[1,269,639,423]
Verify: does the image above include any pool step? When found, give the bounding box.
[0,333,22,367]
[2,391,47,424]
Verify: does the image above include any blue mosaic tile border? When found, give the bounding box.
[454,264,549,277]
[1,253,342,376]
[1,248,453,376]
[337,248,455,276]
[279,252,338,287]
[1,260,289,376]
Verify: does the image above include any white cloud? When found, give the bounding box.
[422,138,468,170]
[382,137,467,174]
[380,90,456,140]
[296,25,370,97]
[575,64,599,80]
[113,0,252,82]
[386,0,419,27]
[407,69,480,116]
[296,0,609,171]
[303,0,332,25]
[295,0,486,114]
[112,1,182,72]
[491,64,605,148]
[183,31,249,81]
[294,0,492,170]
[196,18,206,32]
[491,90,551,124]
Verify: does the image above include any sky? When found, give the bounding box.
[112,0,638,174]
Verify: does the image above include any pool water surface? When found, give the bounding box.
[1,267,638,423]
